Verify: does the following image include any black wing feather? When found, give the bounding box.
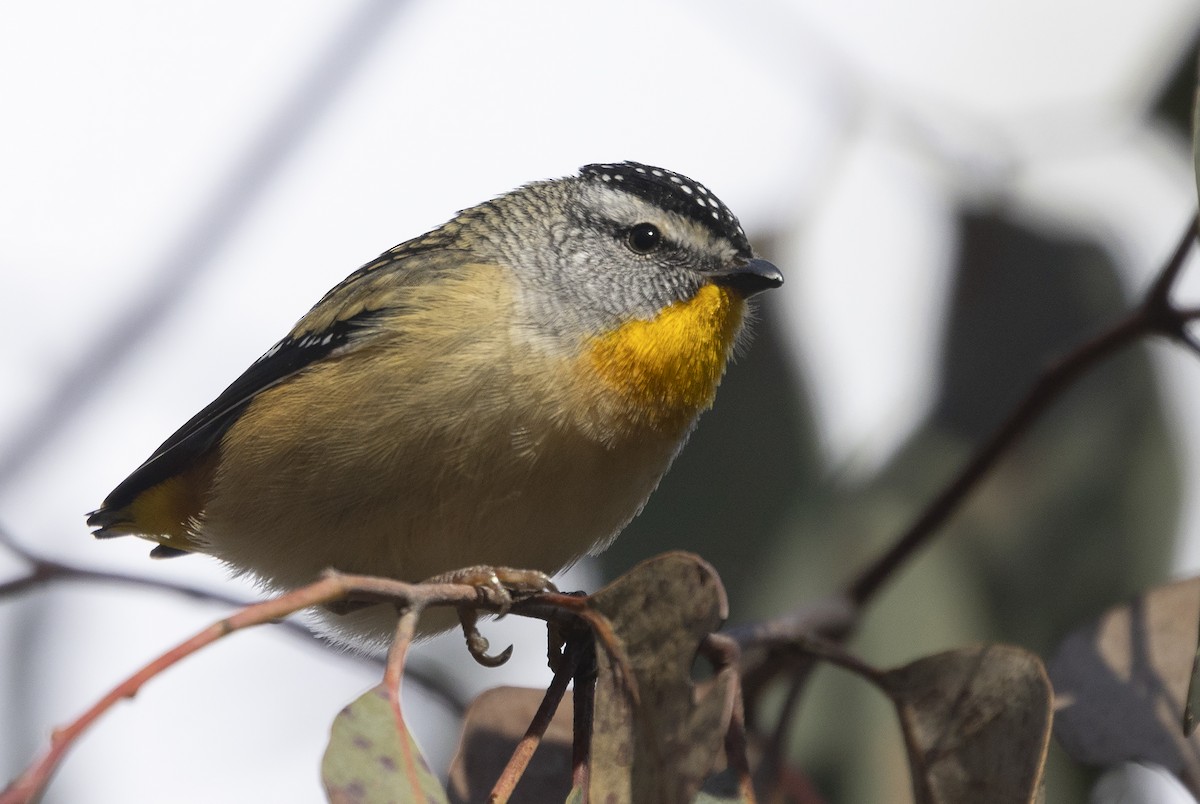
[93,310,385,515]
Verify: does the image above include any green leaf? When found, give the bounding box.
[322,683,449,804]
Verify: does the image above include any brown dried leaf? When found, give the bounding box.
[884,644,1051,804]
[1049,576,1200,794]
[586,551,734,804]
[321,683,449,804]
[445,686,574,803]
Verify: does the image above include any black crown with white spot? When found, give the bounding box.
[581,162,751,257]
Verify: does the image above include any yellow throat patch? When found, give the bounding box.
[587,283,746,430]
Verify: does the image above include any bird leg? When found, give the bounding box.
[421,565,558,667]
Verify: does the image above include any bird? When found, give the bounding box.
[88,161,782,646]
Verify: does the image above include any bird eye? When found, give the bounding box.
[625,223,663,254]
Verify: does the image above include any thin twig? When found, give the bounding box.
[726,689,757,804]
[739,215,1199,786]
[489,632,584,803]
[384,606,422,692]
[572,661,597,795]
[701,634,757,804]
[0,571,516,804]
[0,524,266,610]
[725,594,856,650]
[380,607,429,804]
[1144,214,1199,307]
[0,525,470,715]
[782,635,889,688]
[764,657,818,778]
[845,214,1199,607]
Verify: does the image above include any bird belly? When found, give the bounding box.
[196,337,683,644]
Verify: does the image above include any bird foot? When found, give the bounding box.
[422,565,558,667]
[422,565,558,611]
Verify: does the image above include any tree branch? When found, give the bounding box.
[0,524,475,716]
[845,213,1199,607]
[0,570,526,804]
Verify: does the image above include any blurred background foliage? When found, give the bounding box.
[3,3,1200,802]
[602,37,1198,804]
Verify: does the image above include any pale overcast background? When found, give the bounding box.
[2,1,1199,802]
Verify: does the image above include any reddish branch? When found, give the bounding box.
[0,572,512,804]
[488,632,585,802]
[0,524,483,722]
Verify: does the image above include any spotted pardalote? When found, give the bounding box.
[88,162,782,645]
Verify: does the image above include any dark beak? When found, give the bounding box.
[711,257,783,297]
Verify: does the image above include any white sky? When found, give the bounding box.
[1,1,1198,801]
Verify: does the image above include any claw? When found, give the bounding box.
[458,607,513,668]
[425,565,560,668]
